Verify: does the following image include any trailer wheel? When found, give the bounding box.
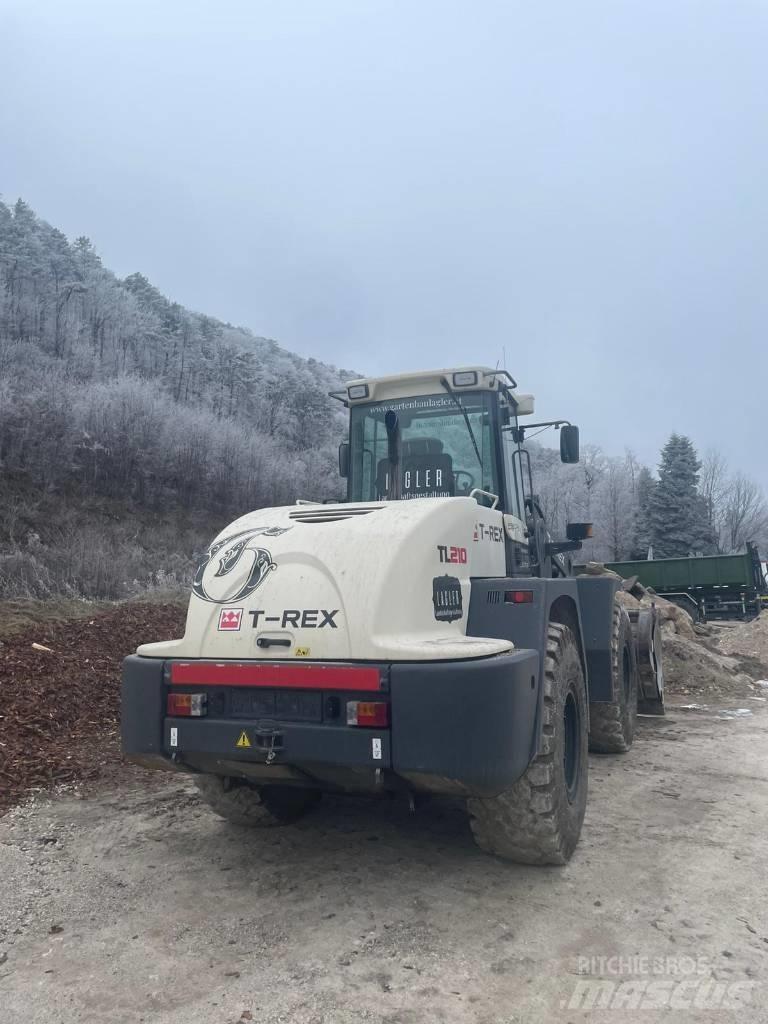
[467,623,588,865]
[588,602,637,754]
[194,776,320,827]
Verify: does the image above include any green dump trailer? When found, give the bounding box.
[584,543,765,622]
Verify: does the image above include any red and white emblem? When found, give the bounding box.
[218,607,243,631]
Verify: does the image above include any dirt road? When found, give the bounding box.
[1,702,767,1024]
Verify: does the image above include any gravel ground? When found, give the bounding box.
[1,703,767,1023]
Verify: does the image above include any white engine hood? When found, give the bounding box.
[138,498,513,662]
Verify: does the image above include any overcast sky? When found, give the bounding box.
[2,0,766,484]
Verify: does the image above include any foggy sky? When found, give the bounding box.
[2,0,767,485]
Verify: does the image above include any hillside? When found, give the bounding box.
[2,198,764,599]
[0,198,353,597]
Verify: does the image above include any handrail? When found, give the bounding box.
[482,369,518,389]
[469,487,500,509]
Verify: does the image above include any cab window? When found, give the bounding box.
[348,392,500,503]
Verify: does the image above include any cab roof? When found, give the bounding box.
[332,366,534,415]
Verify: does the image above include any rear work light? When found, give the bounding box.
[452,370,478,386]
[505,590,534,604]
[167,692,207,717]
[346,701,389,727]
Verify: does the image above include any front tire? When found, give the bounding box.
[194,776,320,827]
[588,602,637,753]
[467,623,588,865]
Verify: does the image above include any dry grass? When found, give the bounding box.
[0,598,108,639]
[0,591,187,639]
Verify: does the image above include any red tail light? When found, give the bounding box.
[505,590,534,604]
[346,701,389,727]
[169,661,382,691]
[167,693,207,717]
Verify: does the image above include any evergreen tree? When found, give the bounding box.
[73,236,102,274]
[648,435,715,557]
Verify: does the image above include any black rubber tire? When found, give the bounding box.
[467,623,588,866]
[194,776,320,827]
[588,602,637,754]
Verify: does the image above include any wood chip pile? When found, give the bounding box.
[0,603,185,811]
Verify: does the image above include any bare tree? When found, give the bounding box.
[699,448,730,551]
[722,473,768,553]
[598,458,634,561]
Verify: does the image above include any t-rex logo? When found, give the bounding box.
[192,526,290,604]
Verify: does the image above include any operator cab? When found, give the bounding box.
[333,366,535,518]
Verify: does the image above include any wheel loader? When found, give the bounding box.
[122,366,664,864]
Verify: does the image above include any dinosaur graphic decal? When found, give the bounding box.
[192,526,291,604]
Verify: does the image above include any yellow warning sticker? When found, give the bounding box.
[295,647,310,657]
[236,730,251,749]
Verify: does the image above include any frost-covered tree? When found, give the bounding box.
[631,466,656,558]
[597,458,634,561]
[698,449,768,554]
[0,197,355,597]
[647,435,715,557]
[721,473,768,554]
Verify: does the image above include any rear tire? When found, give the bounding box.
[194,776,320,827]
[588,602,637,754]
[467,623,588,865]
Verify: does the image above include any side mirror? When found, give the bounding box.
[560,424,580,463]
[566,522,593,542]
[338,441,350,478]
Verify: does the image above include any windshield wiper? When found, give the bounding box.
[439,376,483,469]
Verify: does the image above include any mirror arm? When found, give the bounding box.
[504,419,571,441]
[546,539,583,555]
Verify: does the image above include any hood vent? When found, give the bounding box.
[289,506,384,525]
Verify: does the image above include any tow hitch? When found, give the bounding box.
[254,721,284,764]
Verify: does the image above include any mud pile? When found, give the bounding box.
[715,610,768,668]
[579,562,767,701]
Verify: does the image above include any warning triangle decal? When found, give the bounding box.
[236,730,251,749]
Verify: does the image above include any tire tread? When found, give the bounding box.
[467,623,588,865]
[588,602,637,754]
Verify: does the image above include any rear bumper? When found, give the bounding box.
[121,648,540,798]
